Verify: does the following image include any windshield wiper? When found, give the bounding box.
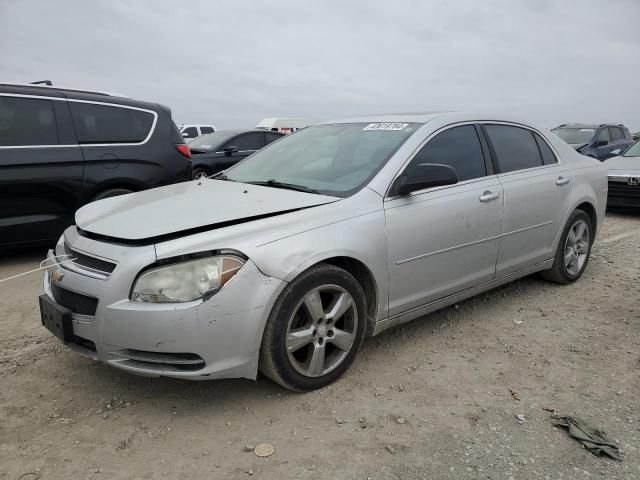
[211,172,235,181]
[248,179,319,194]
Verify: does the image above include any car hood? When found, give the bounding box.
[605,155,640,172]
[75,180,340,243]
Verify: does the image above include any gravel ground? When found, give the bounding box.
[1,212,639,480]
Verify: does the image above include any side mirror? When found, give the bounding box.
[223,145,239,156]
[596,139,609,147]
[182,132,190,138]
[609,148,621,156]
[392,163,459,196]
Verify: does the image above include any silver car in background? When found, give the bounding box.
[605,140,640,208]
[40,113,607,391]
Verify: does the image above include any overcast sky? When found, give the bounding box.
[1,0,639,130]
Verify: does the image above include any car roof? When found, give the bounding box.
[321,111,450,124]
[555,123,627,129]
[0,82,161,111]
[208,129,282,135]
[319,111,548,128]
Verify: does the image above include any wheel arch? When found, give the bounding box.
[320,256,379,336]
[575,201,597,233]
[84,180,143,203]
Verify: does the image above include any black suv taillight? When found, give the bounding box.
[175,144,191,159]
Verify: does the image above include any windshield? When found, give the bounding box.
[552,127,596,145]
[623,140,640,157]
[188,131,237,150]
[224,123,418,197]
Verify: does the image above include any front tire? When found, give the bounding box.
[541,209,593,284]
[259,263,367,391]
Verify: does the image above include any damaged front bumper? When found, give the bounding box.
[41,228,286,380]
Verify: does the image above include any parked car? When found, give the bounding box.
[605,139,640,207]
[0,82,192,248]
[633,131,640,141]
[188,129,284,179]
[552,123,634,160]
[178,124,216,139]
[40,113,606,391]
[256,117,309,134]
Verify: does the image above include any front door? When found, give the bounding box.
[385,124,503,316]
[0,94,84,246]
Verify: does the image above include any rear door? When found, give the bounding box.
[482,124,573,276]
[68,100,158,205]
[609,126,631,155]
[594,127,613,159]
[385,124,503,315]
[0,93,84,246]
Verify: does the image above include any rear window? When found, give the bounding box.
[231,132,264,151]
[609,127,623,142]
[485,125,543,173]
[0,96,59,146]
[265,132,283,144]
[70,102,154,144]
[533,133,557,165]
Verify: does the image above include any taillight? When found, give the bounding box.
[176,144,191,159]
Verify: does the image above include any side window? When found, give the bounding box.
[232,133,264,151]
[0,96,59,146]
[182,127,198,138]
[70,103,154,144]
[408,125,486,182]
[533,132,558,165]
[484,125,543,173]
[596,128,610,143]
[200,126,214,135]
[609,127,623,142]
[265,133,283,144]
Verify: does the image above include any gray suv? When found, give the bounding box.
[552,123,634,160]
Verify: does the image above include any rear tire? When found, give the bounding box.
[259,263,367,391]
[91,188,133,202]
[540,209,593,284]
[192,167,211,180]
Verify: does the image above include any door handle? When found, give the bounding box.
[479,191,500,203]
[556,176,570,186]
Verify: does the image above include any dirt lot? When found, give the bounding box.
[1,212,639,480]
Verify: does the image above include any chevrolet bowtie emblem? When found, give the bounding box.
[51,269,64,284]
[628,177,639,186]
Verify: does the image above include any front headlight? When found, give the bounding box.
[131,255,245,303]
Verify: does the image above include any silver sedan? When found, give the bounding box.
[605,140,640,207]
[40,113,607,391]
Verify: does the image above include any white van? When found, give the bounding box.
[256,118,309,134]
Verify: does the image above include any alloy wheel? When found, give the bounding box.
[564,219,590,276]
[285,285,358,378]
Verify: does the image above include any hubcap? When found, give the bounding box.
[194,171,208,180]
[564,219,590,276]
[285,285,358,378]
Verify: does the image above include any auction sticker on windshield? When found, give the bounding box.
[363,123,409,131]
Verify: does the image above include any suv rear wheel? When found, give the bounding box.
[192,167,211,180]
[91,188,133,202]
